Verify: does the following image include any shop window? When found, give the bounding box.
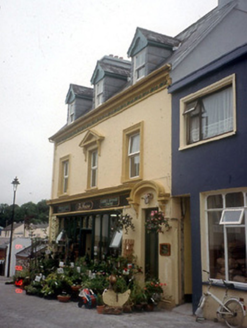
[122,121,143,183]
[180,75,236,149]
[206,192,247,285]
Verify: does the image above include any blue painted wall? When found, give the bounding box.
[171,51,247,311]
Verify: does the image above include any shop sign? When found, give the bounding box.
[57,205,70,213]
[100,197,119,208]
[76,201,93,211]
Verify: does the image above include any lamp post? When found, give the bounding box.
[7,177,20,277]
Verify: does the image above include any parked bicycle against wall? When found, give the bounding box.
[195,270,246,328]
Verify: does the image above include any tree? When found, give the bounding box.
[0,200,49,228]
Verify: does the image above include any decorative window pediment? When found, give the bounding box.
[79,129,104,160]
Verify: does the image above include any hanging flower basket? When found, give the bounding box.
[145,211,170,233]
[112,214,135,234]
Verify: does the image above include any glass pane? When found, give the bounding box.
[92,151,97,167]
[63,177,68,193]
[129,134,140,154]
[207,195,223,209]
[94,215,101,259]
[136,51,145,67]
[226,227,246,282]
[137,66,145,79]
[91,169,96,187]
[202,86,233,139]
[226,192,244,207]
[64,161,68,176]
[130,154,139,177]
[101,214,109,259]
[189,115,200,143]
[220,209,244,225]
[208,211,224,279]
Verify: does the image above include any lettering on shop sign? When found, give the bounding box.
[100,197,119,208]
[57,205,70,213]
[76,201,93,211]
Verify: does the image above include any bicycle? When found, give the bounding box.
[195,270,246,328]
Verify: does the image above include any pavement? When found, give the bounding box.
[0,276,226,328]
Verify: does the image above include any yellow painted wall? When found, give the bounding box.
[49,69,184,307]
[51,89,171,199]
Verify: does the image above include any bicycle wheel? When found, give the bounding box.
[221,299,244,328]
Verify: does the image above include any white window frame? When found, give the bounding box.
[220,208,244,225]
[90,149,98,188]
[68,102,75,124]
[63,160,69,193]
[128,133,140,178]
[121,122,143,183]
[205,191,247,286]
[134,49,145,83]
[179,75,236,150]
[95,79,103,107]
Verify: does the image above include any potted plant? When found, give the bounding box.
[57,291,71,302]
[96,294,105,314]
[130,280,147,311]
[144,279,165,309]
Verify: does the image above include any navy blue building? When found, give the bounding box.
[170,44,247,312]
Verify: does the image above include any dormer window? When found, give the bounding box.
[134,49,145,82]
[95,79,103,107]
[68,102,75,124]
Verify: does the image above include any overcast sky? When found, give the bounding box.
[0,0,217,206]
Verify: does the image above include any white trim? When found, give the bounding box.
[179,74,236,150]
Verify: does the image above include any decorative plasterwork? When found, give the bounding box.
[79,129,104,161]
[127,180,170,214]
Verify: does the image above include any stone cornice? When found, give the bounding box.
[49,64,171,144]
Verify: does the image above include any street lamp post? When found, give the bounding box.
[7,177,20,277]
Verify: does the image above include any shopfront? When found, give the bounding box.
[49,192,129,263]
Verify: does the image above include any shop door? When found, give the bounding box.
[145,208,158,279]
[80,230,92,258]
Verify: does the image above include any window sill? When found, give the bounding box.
[85,187,98,192]
[121,177,142,184]
[179,130,236,151]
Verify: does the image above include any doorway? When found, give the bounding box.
[145,208,159,279]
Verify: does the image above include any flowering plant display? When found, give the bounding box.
[144,279,166,303]
[145,210,170,233]
[144,280,165,296]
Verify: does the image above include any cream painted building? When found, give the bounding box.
[48,28,192,308]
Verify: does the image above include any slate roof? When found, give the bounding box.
[98,61,131,78]
[138,27,180,48]
[167,0,237,68]
[65,84,93,104]
[69,84,93,98]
